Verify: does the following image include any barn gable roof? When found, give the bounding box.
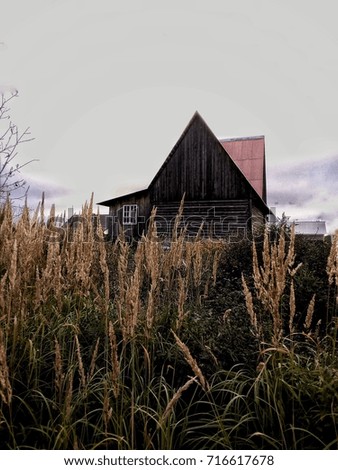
[99,112,268,212]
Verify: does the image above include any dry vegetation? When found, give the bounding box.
[0,196,337,449]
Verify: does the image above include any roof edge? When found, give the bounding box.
[219,135,265,142]
[98,188,148,206]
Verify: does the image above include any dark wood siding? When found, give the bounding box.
[153,199,250,240]
[251,204,266,235]
[150,114,251,203]
[108,192,151,239]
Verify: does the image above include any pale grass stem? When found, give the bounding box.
[54,338,64,400]
[289,280,296,335]
[108,321,120,399]
[212,247,222,287]
[97,221,110,308]
[0,327,12,405]
[171,330,209,391]
[146,285,155,332]
[172,195,185,241]
[117,240,130,339]
[0,272,8,318]
[8,238,17,293]
[103,382,113,436]
[242,273,257,331]
[192,241,203,287]
[64,371,74,423]
[327,230,338,309]
[158,376,197,427]
[88,338,100,383]
[327,230,338,286]
[75,334,86,389]
[176,274,188,330]
[304,294,316,330]
[125,264,142,339]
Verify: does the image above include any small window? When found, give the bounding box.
[122,204,138,225]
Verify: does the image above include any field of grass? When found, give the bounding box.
[0,196,337,449]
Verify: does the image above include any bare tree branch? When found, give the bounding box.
[0,90,37,203]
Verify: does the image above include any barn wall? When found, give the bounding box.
[108,192,151,239]
[153,199,251,240]
[251,204,266,235]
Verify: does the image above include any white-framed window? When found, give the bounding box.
[122,204,138,225]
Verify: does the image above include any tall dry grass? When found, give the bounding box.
[327,229,338,315]
[0,197,337,449]
[241,226,322,346]
[0,196,224,449]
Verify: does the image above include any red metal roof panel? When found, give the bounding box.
[219,136,266,200]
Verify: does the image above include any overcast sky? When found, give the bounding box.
[1,0,338,231]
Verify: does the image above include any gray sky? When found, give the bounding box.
[1,0,338,231]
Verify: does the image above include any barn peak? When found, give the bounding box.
[151,111,266,201]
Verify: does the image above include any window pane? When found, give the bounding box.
[122,204,138,225]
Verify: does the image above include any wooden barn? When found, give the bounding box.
[98,112,270,241]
